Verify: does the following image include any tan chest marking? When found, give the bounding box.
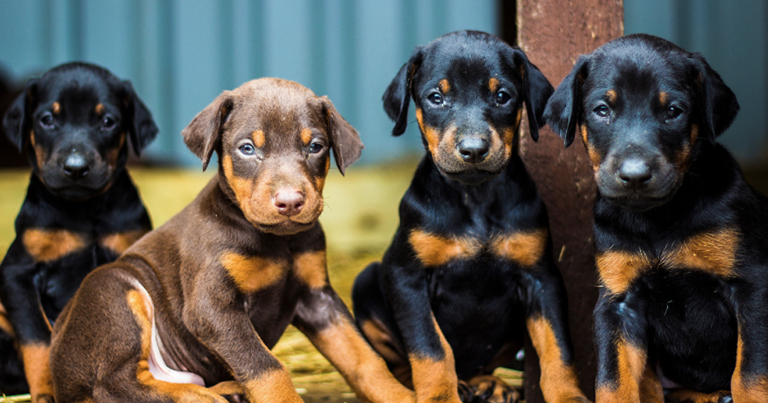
[221,252,287,293]
[490,228,548,267]
[23,228,87,262]
[597,251,653,295]
[598,228,739,295]
[408,230,482,267]
[100,229,148,255]
[660,227,739,278]
[293,250,328,289]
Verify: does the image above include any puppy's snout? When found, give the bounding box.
[617,158,652,190]
[63,152,91,180]
[457,137,490,163]
[274,190,305,217]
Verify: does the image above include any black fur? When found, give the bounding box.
[545,34,768,400]
[0,62,156,396]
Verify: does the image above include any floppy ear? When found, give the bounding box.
[2,79,37,152]
[543,56,590,147]
[382,46,423,136]
[506,48,555,142]
[321,96,364,176]
[122,80,159,156]
[689,53,739,142]
[182,93,234,171]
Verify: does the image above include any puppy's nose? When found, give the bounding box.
[274,190,305,216]
[618,159,652,189]
[63,153,90,180]
[457,138,490,163]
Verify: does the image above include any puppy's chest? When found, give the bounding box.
[596,227,740,296]
[407,224,548,270]
[21,226,147,264]
[219,248,327,295]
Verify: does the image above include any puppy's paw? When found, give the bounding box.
[461,375,520,403]
[35,394,55,403]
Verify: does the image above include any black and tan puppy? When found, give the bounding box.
[352,31,590,403]
[0,62,157,401]
[545,33,768,403]
[50,78,416,403]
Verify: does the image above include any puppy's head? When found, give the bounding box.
[2,62,158,201]
[545,34,739,212]
[383,30,553,185]
[182,78,363,236]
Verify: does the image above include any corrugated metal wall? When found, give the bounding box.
[0,0,498,166]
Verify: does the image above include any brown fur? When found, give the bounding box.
[440,79,451,94]
[100,229,147,255]
[595,338,646,403]
[50,78,408,403]
[20,344,54,401]
[596,250,652,295]
[408,317,461,403]
[408,230,482,267]
[490,229,548,267]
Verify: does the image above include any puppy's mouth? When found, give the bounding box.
[255,220,317,236]
[42,177,114,201]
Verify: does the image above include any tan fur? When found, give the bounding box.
[23,228,86,263]
[0,301,14,336]
[490,229,548,267]
[300,128,313,146]
[658,91,668,106]
[489,77,500,93]
[95,103,104,115]
[100,229,147,255]
[243,370,302,402]
[408,317,461,403]
[408,230,481,267]
[30,131,45,170]
[292,250,327,289]
[21,343,54,402]
[311,319,417,402]
[52,102,60,115]
[595,338,647,403]
[252,130,265,149]
[731,334,768,403]
[415,108,440,157]
[660,227,739,277]
[526,317,587,402]
[597,250,652,295]
[665,389,731,403]
[220,252,286,293]
[606,89,617,105]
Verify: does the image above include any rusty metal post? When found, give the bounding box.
[515,1,623,402]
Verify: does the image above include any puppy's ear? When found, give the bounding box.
[543,56,589,147]
[321,96,364,176]
[3,79,37,152]
[182,93,234,171]
[121,80,159,156]
[506,48,555,142]
[690,53,739,142]
[382,46,423,136]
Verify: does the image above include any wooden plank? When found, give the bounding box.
[514,1,623,402]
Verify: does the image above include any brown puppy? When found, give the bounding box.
[50,78,416,403]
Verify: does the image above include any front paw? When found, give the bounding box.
[35,394,55,403]
[460,375,520,403]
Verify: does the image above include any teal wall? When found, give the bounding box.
[0,0,498,166]
[624,0,768,165]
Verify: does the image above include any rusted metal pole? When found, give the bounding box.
[515,1,623,402]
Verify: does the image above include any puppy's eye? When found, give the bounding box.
[496,91,511,105]
[308,142,324,154]
[39,112,55,129]
[666,106,683,120]
[427,93,443,105]
[593,105,610,118]
[101,115,117,130]
[239,144,255,156]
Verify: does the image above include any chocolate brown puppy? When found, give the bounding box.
[50,78,415,403]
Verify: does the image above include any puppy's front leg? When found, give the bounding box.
[291,249,416,403]
[184,277,302,403]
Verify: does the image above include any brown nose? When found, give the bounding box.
[274,190,305,216]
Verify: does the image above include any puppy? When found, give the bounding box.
[50,78,416,403]
[0,62,157,401]
[545,33,768,403]
[353,30,590,403]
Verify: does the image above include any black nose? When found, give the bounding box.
[618,159,652,189]
[457,138,490,163]
[63,154,90,180]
